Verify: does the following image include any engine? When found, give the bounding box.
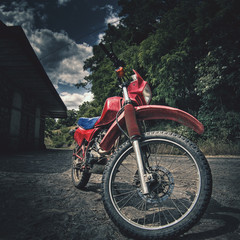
[88,128,108,162]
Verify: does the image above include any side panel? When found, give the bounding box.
[74,127,96,147]
[100,105,204,152]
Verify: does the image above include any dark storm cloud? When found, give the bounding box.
[57,0,72,6]
[30,28,92,87]
[0,1,35,35]
[0,0,92,89]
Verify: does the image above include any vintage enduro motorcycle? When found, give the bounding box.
[71,43,212,239]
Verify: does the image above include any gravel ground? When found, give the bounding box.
[0,149,239,240]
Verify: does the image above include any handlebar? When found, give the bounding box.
[99,43,124,69]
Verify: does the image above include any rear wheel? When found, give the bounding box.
[102,131,212,239]
[71,146,91,189]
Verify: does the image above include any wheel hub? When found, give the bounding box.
[137,166,174,203]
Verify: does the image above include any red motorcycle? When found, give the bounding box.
[71,43,212,239]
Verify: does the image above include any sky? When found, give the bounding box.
[0,0,121,110]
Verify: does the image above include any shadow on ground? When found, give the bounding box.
[0,149,72,173]
[180,198,240,239]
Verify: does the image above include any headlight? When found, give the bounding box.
[131,74,137,81]
[143,83,152,104]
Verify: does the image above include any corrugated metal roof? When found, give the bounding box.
[0,21,67,118]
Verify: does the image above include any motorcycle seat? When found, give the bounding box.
[77,117,100,130]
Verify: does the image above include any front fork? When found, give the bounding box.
[132,139,149,195]
[124,103,149,195]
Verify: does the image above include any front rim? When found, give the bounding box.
[109,138,201,230]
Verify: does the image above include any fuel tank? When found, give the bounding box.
[95,96,122,127]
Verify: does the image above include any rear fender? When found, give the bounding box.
[100,105,204,152]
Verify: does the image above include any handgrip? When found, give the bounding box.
[99,43,112,59]
[99,42,123,68]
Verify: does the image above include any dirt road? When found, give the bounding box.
[0,150,239,239]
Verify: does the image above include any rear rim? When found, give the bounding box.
[109,138,201,230]
[72,157,83,183]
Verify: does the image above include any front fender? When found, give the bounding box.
[100,105,204,152]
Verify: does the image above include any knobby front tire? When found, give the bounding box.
[102,131,212,239]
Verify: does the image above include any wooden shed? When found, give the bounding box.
[0,21,67,151]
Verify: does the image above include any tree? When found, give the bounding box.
[118,0,179,44]
[57,109,78,127]
[45,117,57,131]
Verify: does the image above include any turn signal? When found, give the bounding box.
[116,67,125,78]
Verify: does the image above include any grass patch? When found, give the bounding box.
[199,140,240,155]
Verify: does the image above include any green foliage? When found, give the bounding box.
[77,101,102,118]
[45,118,57,131]
[57,109,78,127]
[198,110,240,142]
[195,46,240,112]
[45,126,74,149]
[44,110,78,148]
[118,0,178,44]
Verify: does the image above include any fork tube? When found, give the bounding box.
[123,86,130,103]
[132,139,149,195]
[123,85,149,194]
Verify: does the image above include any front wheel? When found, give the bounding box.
[102,131,212,239]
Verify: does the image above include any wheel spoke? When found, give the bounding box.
[169,196,185,215]
[116,189,137,209]
[113,189,137,198]
[118,162,136,175]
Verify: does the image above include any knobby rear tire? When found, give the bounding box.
[102,131,212,239]
[71,149,91,189]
